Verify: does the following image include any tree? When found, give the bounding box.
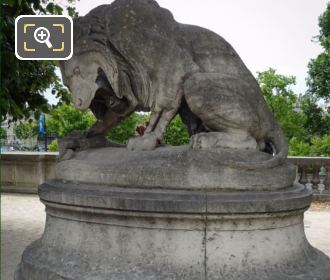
[1,0,78,122]
[307,2,330,100]
[107,113,148,144]
[163,115,190,146]
[257,68,307,140]
[46,103,148,144]
[14,120,38,139]
[0,127,6,146]
[288,137,311,156]
[46,101,193,149]
[258,68,330,156]
[310,135,330,156]
[46,104,96,137]
[0,127,6,139]
[300,95,329,138]
[289,135,330,157]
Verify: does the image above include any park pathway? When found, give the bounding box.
[1,193,330,280]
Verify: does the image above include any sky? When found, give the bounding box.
[47,0,328,104]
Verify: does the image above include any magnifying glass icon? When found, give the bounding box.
[34,27,53,48]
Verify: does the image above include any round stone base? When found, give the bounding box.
[55,146,296,191]
[15,181,330,280]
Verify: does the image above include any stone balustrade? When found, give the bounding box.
[1,152,59,194]
[1,152,330,200]
[288,156,330,200]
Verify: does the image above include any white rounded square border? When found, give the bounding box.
[15,15,73,61]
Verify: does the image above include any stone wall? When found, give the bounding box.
[1,152,59,194]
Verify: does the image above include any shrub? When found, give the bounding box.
[48,139,58,152]
[14,121,38,140]
[310,135,330,156]
[107,113,148,144]
[46,104,96,137]
[163,115,190,146]
[289,135,330,157]
[0,127,6,139]
[288,137,311,156]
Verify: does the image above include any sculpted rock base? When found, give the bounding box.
[15,148,330,280]
[55,146,295,191]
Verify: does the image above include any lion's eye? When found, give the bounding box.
[73,67,80,76]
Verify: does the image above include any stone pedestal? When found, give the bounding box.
[15,147,330,280]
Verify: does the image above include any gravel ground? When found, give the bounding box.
[310,201,330,211]
[1,194,330,280]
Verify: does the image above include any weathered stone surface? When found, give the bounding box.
[38,181,311,214]
[0,152,58,194]
[59,0,288,170]
[15,180,330,280]
[13,0,330,278]
[56,146,296,191]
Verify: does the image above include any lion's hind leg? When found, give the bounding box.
[183,72,260,150]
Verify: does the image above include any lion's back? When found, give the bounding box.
[177,24,255,81]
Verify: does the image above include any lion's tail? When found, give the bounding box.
[225,122,288,170]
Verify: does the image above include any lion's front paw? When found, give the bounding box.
[127,133,158,151]
[191,133,209,149]
[58,130,86,160]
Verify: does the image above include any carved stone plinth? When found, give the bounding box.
[15,147,330,280]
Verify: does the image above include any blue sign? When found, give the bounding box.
[39,114,46,134]
[0,146,7,153]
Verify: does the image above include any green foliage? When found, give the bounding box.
[288,137,312,156]
[1,0,78,122]
[107,113,148,144]
[48,139,58,151]
[257,68,307,140]
[307,3,330,100]
[317,2,330,50]
[258,68,330,156]
[107,113,190,146]
[289,135,330,157]
[0,127,6,146]
[163,115,190,146]
[307,52,330,101]
[46,104,96,137]
[300,95,329,138]
[45,102,191,146]
[14,120,38,140]
[46,104,149,145]
[310,135,330,156]
[0,127,6,139]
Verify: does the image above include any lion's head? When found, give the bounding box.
[60,12,134,119]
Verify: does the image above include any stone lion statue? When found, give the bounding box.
[59,0,287,169]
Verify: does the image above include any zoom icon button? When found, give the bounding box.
[15,15,73,60]
[34,27,53,48]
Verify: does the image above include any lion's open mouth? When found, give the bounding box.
[90,87,111,119]
[90,68,129,119]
